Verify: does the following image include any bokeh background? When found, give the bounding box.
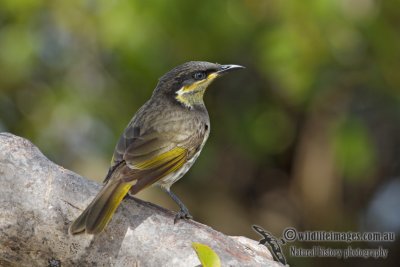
[1,0,399,266]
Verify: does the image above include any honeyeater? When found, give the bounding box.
[69,61,244,235]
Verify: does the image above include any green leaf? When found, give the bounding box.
[192,242,221,267]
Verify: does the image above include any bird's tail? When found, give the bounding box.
[69,180,132,235]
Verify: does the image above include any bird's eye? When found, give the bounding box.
[193,72,206,80]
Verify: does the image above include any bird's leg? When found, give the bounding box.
[163,188,192,223]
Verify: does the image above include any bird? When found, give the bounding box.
[69,61,244,235]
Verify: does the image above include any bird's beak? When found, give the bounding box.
[216,64,245,75]
[203,64,244,82]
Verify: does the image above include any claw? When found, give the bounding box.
[174,209,193,224]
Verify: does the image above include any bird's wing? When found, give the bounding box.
[124,131,199,192]
[107,126,204,192]
[126,147,189,193]
[123,132,184,167]
[71,130,195,234]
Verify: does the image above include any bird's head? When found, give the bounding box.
[154,61,244,108]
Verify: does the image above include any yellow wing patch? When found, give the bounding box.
[132,147,187,170]
[127,146,188,194]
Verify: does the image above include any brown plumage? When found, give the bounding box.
[69,61,244,235]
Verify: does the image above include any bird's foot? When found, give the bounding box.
[174,209,193,224]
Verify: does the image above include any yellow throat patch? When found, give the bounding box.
[175,73,218,108]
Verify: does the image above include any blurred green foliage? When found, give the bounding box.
[1,1,400,266]
[334,117,375,181]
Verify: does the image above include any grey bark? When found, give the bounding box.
[0,133,280,267]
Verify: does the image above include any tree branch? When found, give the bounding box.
[0,133,280,266]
